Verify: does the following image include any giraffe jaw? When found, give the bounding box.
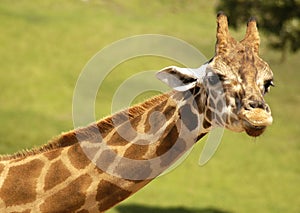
[239,108,273,137]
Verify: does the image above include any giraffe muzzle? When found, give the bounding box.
[239,108,273,137]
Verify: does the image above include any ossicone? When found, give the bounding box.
[215,12,236,54]
[242,16,260,53]
[215,12,261,54]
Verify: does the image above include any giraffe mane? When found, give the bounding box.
[0,92,172,161]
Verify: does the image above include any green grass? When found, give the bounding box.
[0,1,299,212]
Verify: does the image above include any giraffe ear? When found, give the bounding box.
[156,65,206,91]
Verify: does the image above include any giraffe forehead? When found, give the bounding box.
[211,48,271,83]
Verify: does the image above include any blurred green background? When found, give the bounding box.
[0,1,299,212]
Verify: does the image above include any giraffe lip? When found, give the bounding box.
[242,120,266,137]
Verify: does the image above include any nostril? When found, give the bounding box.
[249,102,258,109]
[265,105,271,113]
[248,100,266,110]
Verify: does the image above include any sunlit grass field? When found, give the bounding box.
[0,1,299,212]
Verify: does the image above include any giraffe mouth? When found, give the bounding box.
[242,120,267,137]
[239,108,273,137]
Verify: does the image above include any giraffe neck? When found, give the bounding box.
[0,90,210,212]
[80,89,211,180]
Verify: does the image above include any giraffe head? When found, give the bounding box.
[157,13,274,137]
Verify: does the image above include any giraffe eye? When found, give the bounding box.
[263,80,274,94]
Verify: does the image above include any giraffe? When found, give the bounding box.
[0,13,274,212]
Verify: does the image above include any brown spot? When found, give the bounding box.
[76,124,103,143]
[96,180,131,212]
[205,108,212,120]
[67,144,91,170]
[56,131,78,147]
[44,149,62,160]
[156,126,179,156]
[106,130,128,146]
[96,150,116,172]
[143,104,176,135]
[159,137,187,168]
[129,114,142,131]
[179,104,198,131]
[164,105,177,121]
[97,119,114,139]
[144,100,167,133]
[203,118,211,129]
[114,158,152,180]
[194,92,205,114]
[209,97,216,109]
[123,144,149,160]
[211,90,218,99]
[0,159,44,206]
[105,115,139,147]
[217,99,224,112]
[146,110,169,135]
[117,123,137,141]
[80,144,99,160]
[44,160,71,191]
[41,174,92,212]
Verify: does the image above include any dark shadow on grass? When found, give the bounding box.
[115,204,232,213]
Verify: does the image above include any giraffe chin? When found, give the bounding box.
[239,108,273,137]
[242,120,266,137]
